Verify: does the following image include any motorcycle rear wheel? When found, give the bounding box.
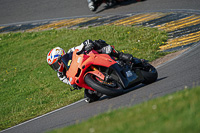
[84,73,124,96]
[141,63,158,84]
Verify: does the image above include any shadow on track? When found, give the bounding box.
[98,76,167,102]
[95,0,147,14]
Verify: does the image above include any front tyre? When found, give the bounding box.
[84,74,124,97]
[141,63,158,84]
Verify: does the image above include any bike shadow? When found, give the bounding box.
[98,76,167,101]
[95,0,147,14]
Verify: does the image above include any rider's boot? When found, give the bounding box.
[111,48,143,65]
[84,89,102,103]
[119,52,133,63]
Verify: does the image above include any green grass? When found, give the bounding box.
[49,86,200,133]
[0,25,168,130]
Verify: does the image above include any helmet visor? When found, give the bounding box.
[50,57,61,71]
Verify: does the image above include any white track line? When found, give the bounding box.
[0,98,86,133]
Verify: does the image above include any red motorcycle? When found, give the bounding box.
[61,49,157,102]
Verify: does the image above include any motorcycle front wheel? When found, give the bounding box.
[84,73,124,97]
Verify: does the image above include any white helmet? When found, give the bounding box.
[47,47,66,72]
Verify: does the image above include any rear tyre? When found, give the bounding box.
[141,63,158,84]
[84,74,124,97]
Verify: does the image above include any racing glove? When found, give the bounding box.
[93,39,109,50]
[76,39,94,54]
[84,40,94,53]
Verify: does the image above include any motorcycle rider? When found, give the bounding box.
[87,0,117,11]
[47,39,141,102]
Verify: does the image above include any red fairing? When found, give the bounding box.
[66,50,117,91]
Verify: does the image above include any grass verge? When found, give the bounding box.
[49,86,200,133]
[0,25,167,130]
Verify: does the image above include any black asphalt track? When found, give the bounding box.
[1,0,200,133]
[0,0,200,25]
